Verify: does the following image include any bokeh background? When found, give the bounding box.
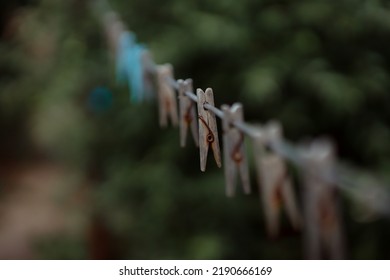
[1,0,390,259]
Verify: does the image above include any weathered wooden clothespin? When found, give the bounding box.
[253,121,301,238]
[301,139,345,259]
[156,64,179,127]
[178,79,199,147]
[141,51,156,101]
[103,12,124,57]
[197,88,222,172]
[221,103,251,197]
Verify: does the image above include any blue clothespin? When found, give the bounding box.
[116,31,146,103]
[116,31,135,84]
[126,42,146,103]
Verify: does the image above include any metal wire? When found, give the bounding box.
[150,58,390,218]
[98,0,390,220]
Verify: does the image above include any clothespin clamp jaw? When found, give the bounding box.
[301,138,345,259]
[253,121,302,238]
[265,120,283,147]
[196,88,222,172]
[221,103,251,197]
[178,79,199,148]
[253,120,284,152]
[156,64,179,128]
[252,120,282,157]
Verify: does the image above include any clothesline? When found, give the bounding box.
[93,0,390,259]
[143,55,390,219]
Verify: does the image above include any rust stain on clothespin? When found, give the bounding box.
[301,139,345,259]
[156,64,179,127]
[178,79,199,147]
[221,103,251,197]
[253,121,302,238]
[197,88,222,172]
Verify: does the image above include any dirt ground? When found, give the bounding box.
[0,160,87,259]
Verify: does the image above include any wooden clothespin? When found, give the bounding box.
[103,12,124,57]
[301,139,345,259]
[178,79,199,147]
[221,103,251,197]
[197,88,222,172]
[141,51,156,101]
[156,64,179,127]
[253,121,302,238]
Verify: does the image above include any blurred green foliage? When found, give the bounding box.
[1,0,390,259]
